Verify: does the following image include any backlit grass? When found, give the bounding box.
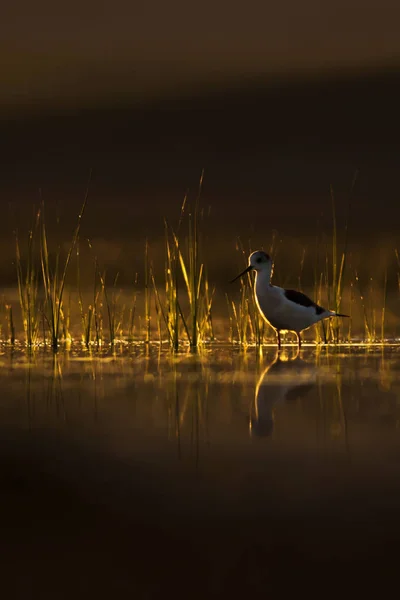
[5,173,400,350]
[40,197,87,350]
[15,207,41,347]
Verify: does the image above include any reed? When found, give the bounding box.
[328,175,356,343]
[201,272,215,341]
[92,258,104,346]
[77,240,94,348]
[381,265,388,342]
[62,293,72,344]
[86,237,123,347]
[148,174,214,350]
[228,286,250,346]
[6,304,15,345]
[187,175,201,347]
[153,173,213,349]
[98,270,121,346]
[152,219,182,349]
[175,171,209,348]
[353,269,373,342]
[329,185,347,343]
[127,273,139,341]
[40,196,87,351]
[144,239,151,343]
[225,293,234,344]
[15,207,41,347]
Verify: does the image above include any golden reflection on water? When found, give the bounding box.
[1,344,400,465]
[250,348,317,437]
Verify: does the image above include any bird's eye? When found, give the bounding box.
[256,257,262,264]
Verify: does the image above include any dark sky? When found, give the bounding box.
[1,3,400,285]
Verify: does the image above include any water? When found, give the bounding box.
[1,344,400,597]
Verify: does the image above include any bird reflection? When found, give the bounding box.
[250,349,318,437]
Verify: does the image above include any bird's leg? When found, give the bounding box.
[297,332,302,349]
[276,330,281,350]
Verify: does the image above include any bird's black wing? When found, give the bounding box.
[284,289,325,315]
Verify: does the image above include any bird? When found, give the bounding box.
[250,351,317,437]
[231,250,349,349]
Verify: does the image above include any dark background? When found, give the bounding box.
[1,2,400,287]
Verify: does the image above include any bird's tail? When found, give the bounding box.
[331,312,350,318]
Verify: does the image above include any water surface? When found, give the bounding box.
[1,344,400,597]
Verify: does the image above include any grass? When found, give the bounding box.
[41,195,88,350]
[98,269,122,347]
[151,225,180,348]
[151,225,180,349]
[144,238,152,344]
[6,172,400,350]
[150,172,214,351]
[77,240,94,348]
[182,173,203,348]
[6,304,15,344]
[173,171,214,348]
[15,207,42,347]
[127,273,139,341]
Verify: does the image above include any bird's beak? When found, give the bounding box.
[230,265,253,283]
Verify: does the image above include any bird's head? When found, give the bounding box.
[248,251,272,272]
[230,250,272,283]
